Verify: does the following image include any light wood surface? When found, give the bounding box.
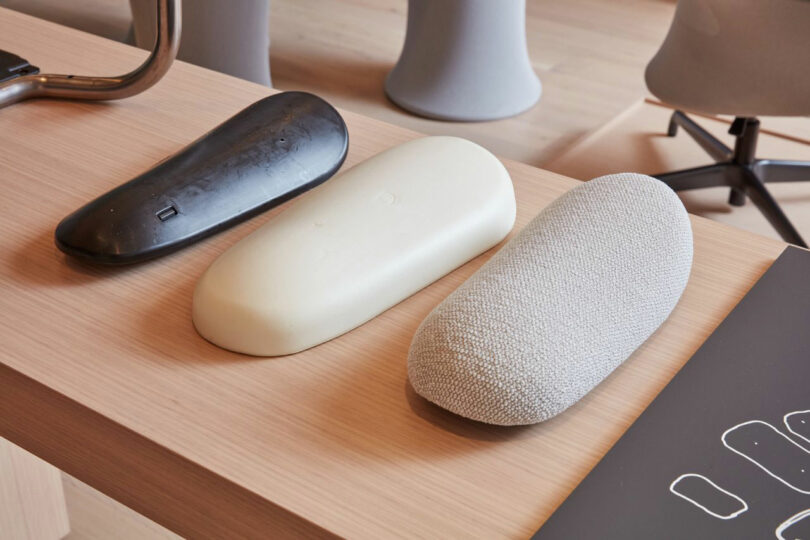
[547,98,810,242]
[0,0,131,42]
[3,0,677,168]
[1,438,70,540]
[0,8,787,539]
[270,0,677,167]
[61,473,177,540]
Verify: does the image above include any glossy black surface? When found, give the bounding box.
[55,91,349,264]
[0,49,39,83]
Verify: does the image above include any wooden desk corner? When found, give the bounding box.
[0,8,786,539]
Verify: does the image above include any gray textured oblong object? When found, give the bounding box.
[408,173,693,426]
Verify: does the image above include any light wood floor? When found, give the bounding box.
[270,0,676,167]
[1,0,677,537]
[2,0,676,168]
[62,474,178,540]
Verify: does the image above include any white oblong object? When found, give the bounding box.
[408,173,693,426]
[193,136,516,356]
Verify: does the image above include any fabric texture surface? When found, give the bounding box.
[408,173,693,426]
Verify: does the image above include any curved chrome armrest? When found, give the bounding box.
[0,0,180,109]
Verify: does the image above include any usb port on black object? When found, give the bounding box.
[157,206,178,221]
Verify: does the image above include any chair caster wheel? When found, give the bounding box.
[729,188,746,206]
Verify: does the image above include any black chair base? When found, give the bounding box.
[655,111,810,247]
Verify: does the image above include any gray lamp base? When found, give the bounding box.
[129,0,272,86]
[385,0,541,122]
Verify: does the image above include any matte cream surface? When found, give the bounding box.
[193,136,516,356]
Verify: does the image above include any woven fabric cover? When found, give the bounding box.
[408,173,693,425]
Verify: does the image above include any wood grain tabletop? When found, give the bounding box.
[0,8,787,538]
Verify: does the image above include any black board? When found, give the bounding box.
[534,246,810,540]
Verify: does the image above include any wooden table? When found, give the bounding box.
[0,8,788,539]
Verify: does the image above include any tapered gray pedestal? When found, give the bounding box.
[130,0,272,86]
[386,0,541,122]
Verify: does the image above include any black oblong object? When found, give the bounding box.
[55,91,349,264]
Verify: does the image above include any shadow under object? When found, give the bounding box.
[655,111,810,247]
[0,0,180,109]
[55,92,349,265]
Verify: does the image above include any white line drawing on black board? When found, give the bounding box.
[775,508,810,540]
[722,420,810,494]
[669,474,748,519]
[784,410,810,446]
